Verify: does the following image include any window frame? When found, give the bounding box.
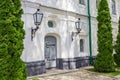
[80,39,84,52]
[111,0,116,15]
[47,20,56,28]
[79,0,85,5]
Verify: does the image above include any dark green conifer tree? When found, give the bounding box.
[94,0,115,72]
[114,17,120,66]
[0,0,27,79]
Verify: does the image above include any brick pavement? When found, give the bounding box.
[28,67,120,80]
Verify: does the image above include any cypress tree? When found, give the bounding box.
[114,17,120,66]
[0,0,27,80]
[94,0,115,72]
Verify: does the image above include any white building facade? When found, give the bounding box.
[21,0,120,76]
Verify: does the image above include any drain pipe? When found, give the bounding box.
[87,0,93,65]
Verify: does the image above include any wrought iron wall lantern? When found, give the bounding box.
[72,18,81,41]
[31,9,43,41]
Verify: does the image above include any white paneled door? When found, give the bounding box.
[45,36,57,68]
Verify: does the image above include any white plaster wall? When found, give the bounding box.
[21,0,120,62]
[90,0,119,20]
[112,22,118,43]
[91,19,98,56]
[90,0,97,17]
[21,1,90,62]
[90,0,120,56]
[110,0,119,23]
[119,0,120,16]
[24,0,88,16]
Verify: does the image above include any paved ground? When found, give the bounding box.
[28,67,120,80]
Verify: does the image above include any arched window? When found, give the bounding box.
[79,0,85,5]
[80,39,84,52]
[112,0,116,15]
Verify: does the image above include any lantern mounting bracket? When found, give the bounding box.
[71,31,81,41]
[71,18,81,41]
[31,26,39,41]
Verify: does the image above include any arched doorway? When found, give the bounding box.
[45,36,57,68]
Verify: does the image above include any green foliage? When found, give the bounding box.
[94,0,115,72]
[87,67,120,76]
[114,17,120,66]
[32,77,39,80]
[0,0,27,80]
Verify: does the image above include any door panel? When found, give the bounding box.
[45,36,57,68]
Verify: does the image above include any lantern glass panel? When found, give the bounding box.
[75,19,81,32]
[33,9,43,26]
[33,13,37,25]
[36,13,43,25]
